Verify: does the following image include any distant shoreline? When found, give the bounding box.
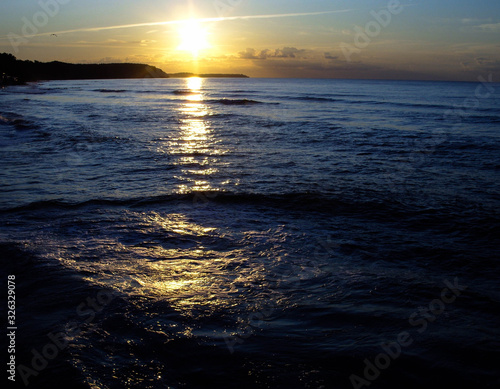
[0,53,248,86]
[169,73,249,78]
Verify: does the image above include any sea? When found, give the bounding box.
[1,78,499,389]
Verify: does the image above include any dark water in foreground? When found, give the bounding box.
[1,78,499,388]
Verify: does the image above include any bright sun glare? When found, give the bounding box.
[187,77,202,91]
[177,20,210,57]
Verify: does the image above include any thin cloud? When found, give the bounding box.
[238,47,308,60]
[0,9,355,40]
[476,22,500,32]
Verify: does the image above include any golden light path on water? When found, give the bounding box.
[52,209,275,316]
[49,78,285,318]
[172,77,224,194]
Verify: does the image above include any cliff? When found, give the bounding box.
[0,53,168,85]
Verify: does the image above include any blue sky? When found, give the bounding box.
[1,0,499,80]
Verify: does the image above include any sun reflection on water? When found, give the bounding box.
[170,77,225,193]
[187,77,202,91]
[54,211,270,315]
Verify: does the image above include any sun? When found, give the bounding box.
[177,20,211,57]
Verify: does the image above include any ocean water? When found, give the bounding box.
[1,78,499,389]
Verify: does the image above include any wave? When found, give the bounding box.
[227,90,259,94]
[290,96,340,103]
[280,95,451,109]
[0,113,39,130]
[172,90,197,95]
[451,141,500,151]
[342,99,452,110]
[201,112,241,119]
[464,115,500,124]
[40,87,81,93]
[64,133,130,144]
[5,88,48,95]
[283,95,455,111]
[0,192,356,212]
[127,91,272,105]
[93,89,127,93]
[212,99,268,105]
[170,95,274,105]
[3,191,498,225]
[132,89,202,96]
[133,90,163,94]
[39,87,65,93]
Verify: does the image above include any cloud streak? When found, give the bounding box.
[0,9,355,40]
[239,47,309,60]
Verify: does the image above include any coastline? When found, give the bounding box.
[0,53,249,85]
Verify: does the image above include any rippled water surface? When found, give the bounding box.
[1,78,499,388]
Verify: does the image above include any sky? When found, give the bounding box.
[0,0,499,81]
